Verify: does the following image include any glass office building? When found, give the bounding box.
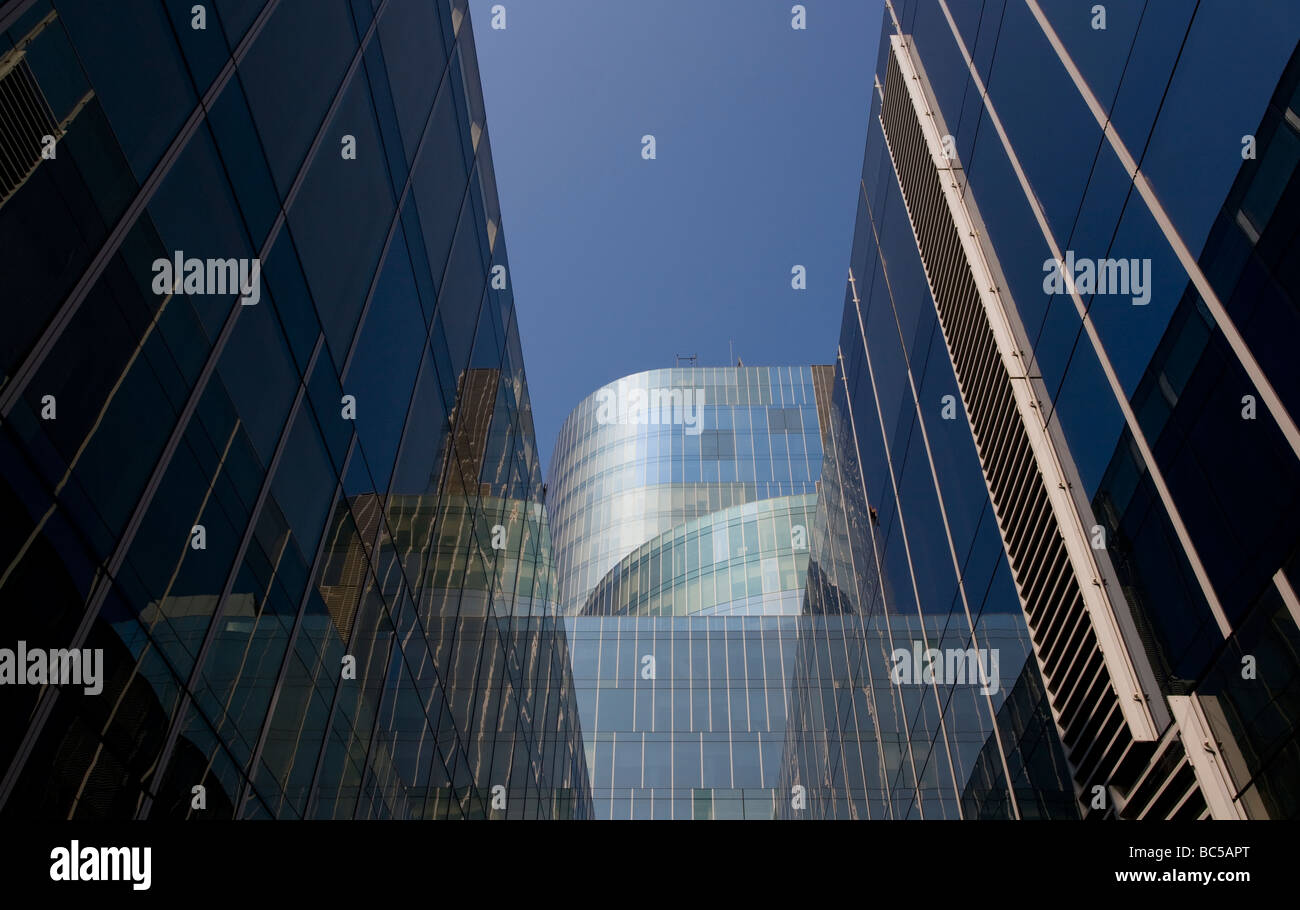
[779,336,1067,818]
[549,365,834,817]
[0,0,588,819]
[789,0,1300,819]
[550,366,832,616]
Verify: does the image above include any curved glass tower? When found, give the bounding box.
[549,365,835,818]
[550,366,830,616]
[580,494,818,618]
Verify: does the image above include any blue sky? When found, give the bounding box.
[468,0,883,473]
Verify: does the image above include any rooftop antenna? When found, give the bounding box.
[674,352,697,367]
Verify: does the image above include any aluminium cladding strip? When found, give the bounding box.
[877,35,1165,803]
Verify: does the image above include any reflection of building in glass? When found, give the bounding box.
[780,348,1049,818]
[1085,42,1300,819]
[960,660,1079,820]
[550,366,833,818]
[787,1,1300,819]
[0,1,587,819]
[441,367,503,497]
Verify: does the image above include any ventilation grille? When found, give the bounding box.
[877,42,1181,818]
[1119,726,1208,819]
[0,52,58,207]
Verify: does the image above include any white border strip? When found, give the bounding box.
[1275,569,1300,632]
[1167,695,1247,819]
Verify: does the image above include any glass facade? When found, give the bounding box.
[960,660,1079,820]
[0,0,588,819]
[564,614,803,820]
[550,366,829,616]
[780,334,1051,817]
[1089,41,1300,818]
[550,365,834,817]
[580,494,818,619]
[790,0,1300,819]
[2,0,1294,829]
